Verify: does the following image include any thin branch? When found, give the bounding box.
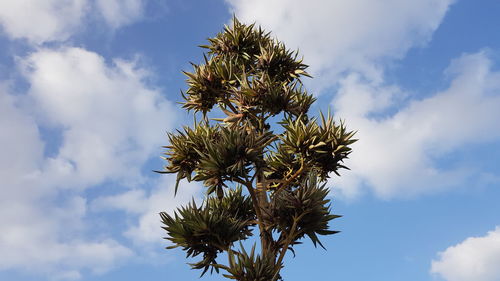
[224,100,239,114]
[233,177,265,234]
[273,159,305,197]
[274,212,306,275]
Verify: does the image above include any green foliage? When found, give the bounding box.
[265,113,356,185]
[183,18,313,121]
[160,187,255,275]
[217,243,282,281]
[158,17,357,280]
[266,173,341,250]
[162,122,275,196]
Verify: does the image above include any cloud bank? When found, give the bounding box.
[0,47,178,278]
[332,51,500,198]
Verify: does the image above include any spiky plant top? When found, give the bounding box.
[159,17,356,280]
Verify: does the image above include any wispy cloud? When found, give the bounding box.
[95,0,145,29]
[92,175,202,247]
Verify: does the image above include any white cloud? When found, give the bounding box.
[0,84,44,192]
[431,227,500,281]
[96,0,145,29]
[93,189,149,214]
[0,86,132,278]
[0,47,178,279]
[227,0,454,89]
[0,0,145,44]
[0,0,87,43]
[21,47,176,188]
[228,1,500,199]
[93,175,202,246]
[331,51,500,198]
[125,177,201,246]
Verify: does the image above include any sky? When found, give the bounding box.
[0,1,499,281]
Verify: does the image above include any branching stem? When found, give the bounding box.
[273,159,305,197]
[234,177,269,254]
[274,212,306,277]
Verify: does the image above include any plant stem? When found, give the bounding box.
[273,159,305,197]
[235,177,269,255]
[274,212,306,278]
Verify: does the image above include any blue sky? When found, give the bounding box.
[0,1,499,281]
